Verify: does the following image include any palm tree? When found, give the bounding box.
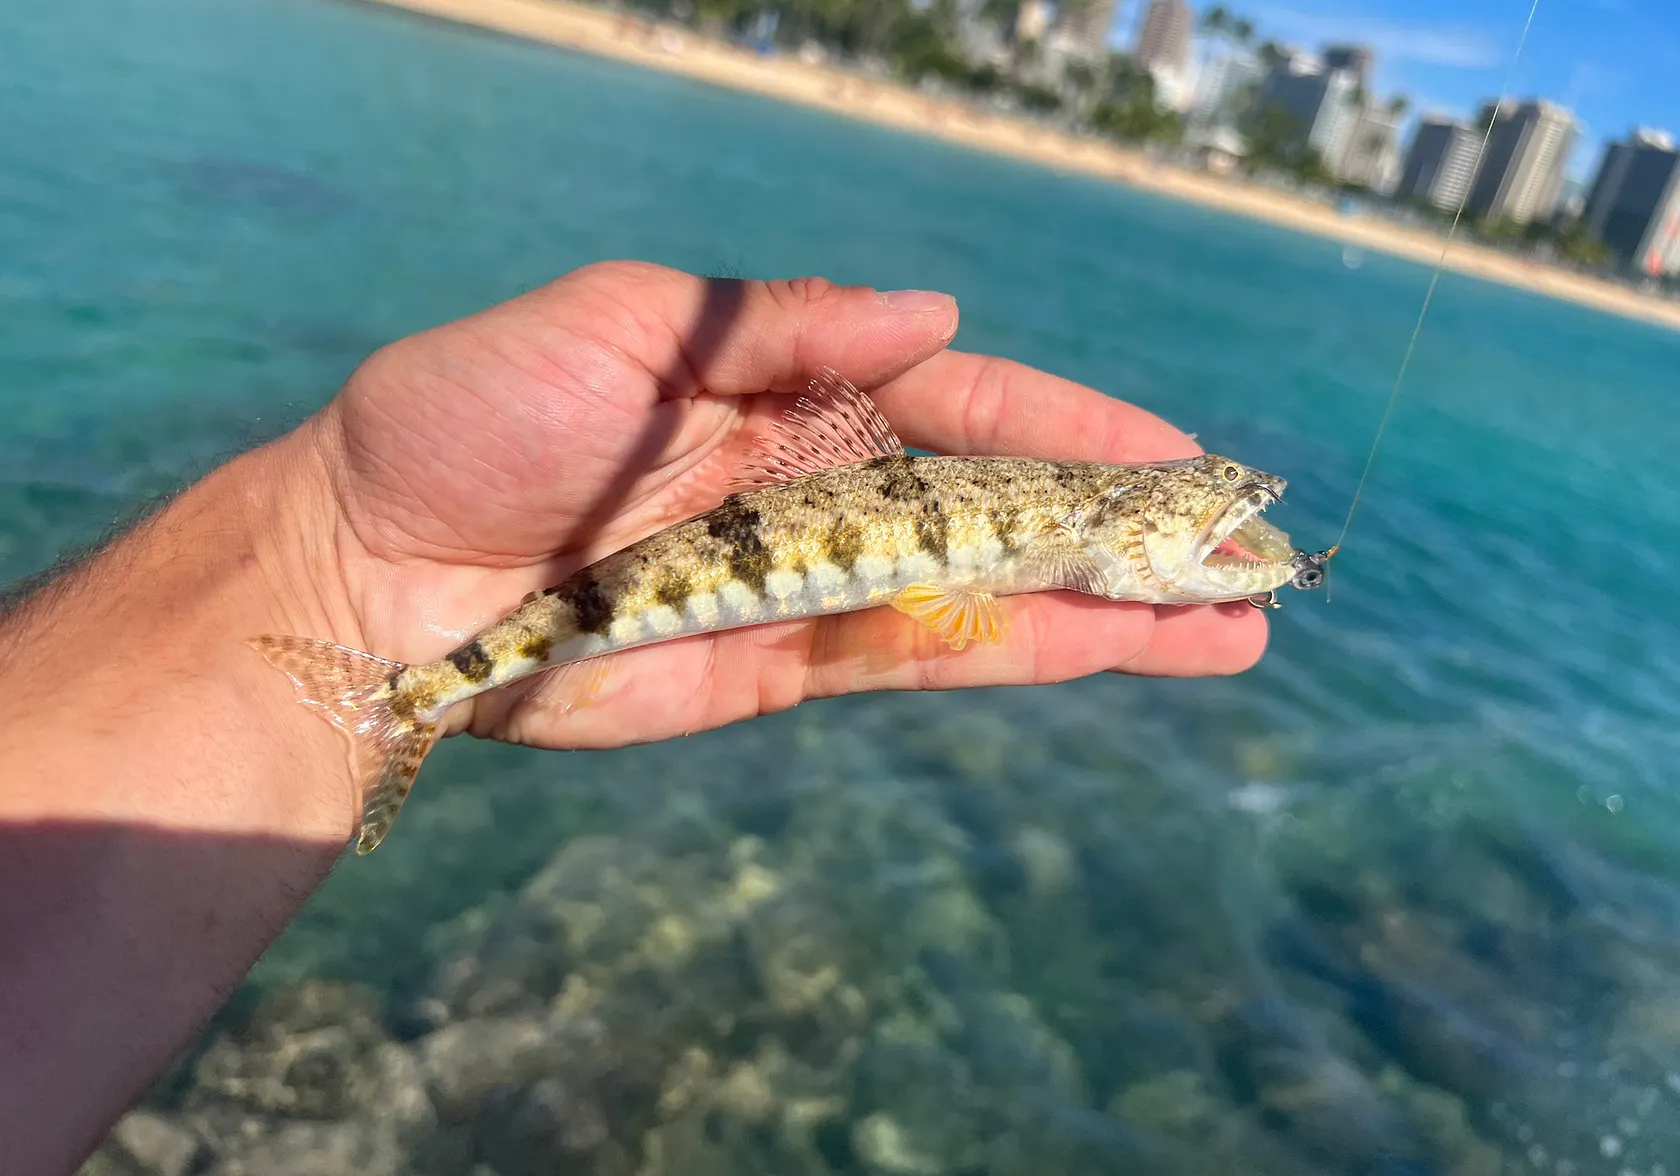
[1230,16,1253,44]
[1199,4,1230,36]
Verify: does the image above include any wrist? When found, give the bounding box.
[0,415,363,843]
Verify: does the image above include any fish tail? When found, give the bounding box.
[247,635,440,855]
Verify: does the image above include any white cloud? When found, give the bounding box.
[1253,6,1505,69]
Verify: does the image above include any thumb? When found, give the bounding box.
[534,260,961,398]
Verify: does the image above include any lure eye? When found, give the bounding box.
[1293,567,1325,589]
[1223,465,1240,482]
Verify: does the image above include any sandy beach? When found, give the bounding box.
[357,0,1680,332]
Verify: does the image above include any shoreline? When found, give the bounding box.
[356,0,1680,333]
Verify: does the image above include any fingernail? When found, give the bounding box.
[880,289,955,313]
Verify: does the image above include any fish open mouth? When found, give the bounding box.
[1199,486,1292,569]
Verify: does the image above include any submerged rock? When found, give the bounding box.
[1214,998,1431,1172]
[850,1032,986,1175]
[1374,1068,1505,1176]
[419,1016,580,1124]
[853,1112,944,1175]
[189,980,431,1128]
[1009,825,1075,899]
[471,1077,626,1176]
[1110,1069,1217,1137]
[105,1112,205,1176]
[636,1038,849,1176]
[198,1120,411,1176]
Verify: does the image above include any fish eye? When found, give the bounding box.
[1223,464,1240,482]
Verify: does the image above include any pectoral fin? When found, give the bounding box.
[548,655,613,714]
[1019,525,1108,596]
[889,584,1006,651]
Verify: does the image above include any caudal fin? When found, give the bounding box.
[247,635,440,855]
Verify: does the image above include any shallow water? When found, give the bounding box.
[9,0,1680,1173]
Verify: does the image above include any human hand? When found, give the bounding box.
[288,260,1268,759]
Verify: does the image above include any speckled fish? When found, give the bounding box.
[252,368,1306,855]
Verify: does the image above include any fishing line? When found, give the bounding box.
[1329,0,1544,558]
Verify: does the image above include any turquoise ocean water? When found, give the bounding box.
[10,0,1680,1173]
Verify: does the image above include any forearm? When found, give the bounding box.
[0,424,358,1176]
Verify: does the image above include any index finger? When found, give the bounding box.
[869,350,1203,463]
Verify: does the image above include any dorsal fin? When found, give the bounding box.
[730,366,906,490]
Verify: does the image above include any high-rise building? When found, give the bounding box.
[1332,104,1404,192]
[1321,44,1373,90]
[1133,0,1193,74]
[1309,74,1362,164]
[1396,116,1484,211]
[1582,129,1680,275]
[1465,99,1579,225]
[1057,0,1118,62]
[1189,49,1263,128]
[1251,55,1361,166]
[1148,60,1200,114]
[1554,176,1588,221]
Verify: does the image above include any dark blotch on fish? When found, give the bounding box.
[874,456,928,501]
[448,641,494,683]
[654,571,693,609]
[517,633,553,662]
[824,520,865,572]
[708,499,771,591]
[388,686,418,721]
[555,571,615,635]
[988,505,1022,552]
[915,502,949,561]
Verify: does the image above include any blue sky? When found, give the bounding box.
[1113,0,1680,179]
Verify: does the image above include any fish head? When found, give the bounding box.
[1084,454,1297,603]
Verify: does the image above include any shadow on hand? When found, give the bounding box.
[550,275,750,563]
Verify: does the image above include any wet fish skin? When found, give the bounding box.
[250,369,1296,855]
